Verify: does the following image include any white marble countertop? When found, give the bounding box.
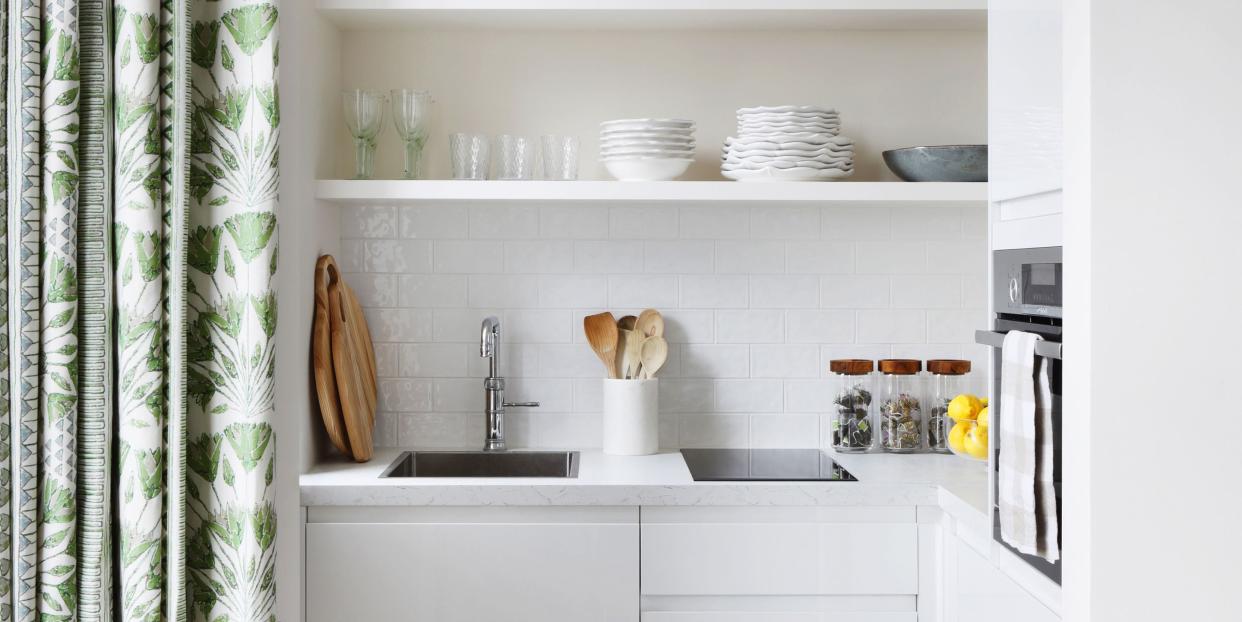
[301,448,989,521]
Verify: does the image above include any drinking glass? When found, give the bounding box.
[391,89,432,179]
[343,89,386,180]
[450,133,490,180]
[541,135,580,180]
[493,135,536,180]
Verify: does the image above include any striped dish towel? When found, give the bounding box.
[998,330,1060,562]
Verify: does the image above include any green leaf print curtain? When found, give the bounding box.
[0,0,279,619]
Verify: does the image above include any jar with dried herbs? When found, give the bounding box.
[926,359,971,453]
[878,359,924,453]
[829,359,875,452]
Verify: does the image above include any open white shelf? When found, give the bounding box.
[318,0,986,31]
[315,180,987,204]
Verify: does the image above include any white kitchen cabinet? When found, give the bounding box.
[989,0,1063,250]
[640,506,919,620]
[304,506,638,622]
[940,524,1059,622]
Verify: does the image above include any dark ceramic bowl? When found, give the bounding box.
[882,145,988,182]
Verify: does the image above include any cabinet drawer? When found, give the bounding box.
[640,507,918,596]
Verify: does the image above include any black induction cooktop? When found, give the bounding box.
[680,449,857,482]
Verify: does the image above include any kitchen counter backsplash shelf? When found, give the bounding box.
[316,179,987,204]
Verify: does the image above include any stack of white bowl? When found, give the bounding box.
[722,106,854,182]
[600,118,696,181]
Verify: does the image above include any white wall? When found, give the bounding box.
[336,28,987,181]
[276,2,341,620]
[340,200,989,449]
[1062,1,1242,620]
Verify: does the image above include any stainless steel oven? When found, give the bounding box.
[976,246,1062,585]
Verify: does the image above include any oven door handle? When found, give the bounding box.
[975,329,1063,360]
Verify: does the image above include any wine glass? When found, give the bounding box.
[391,89,432,180]
[343,89,386,180]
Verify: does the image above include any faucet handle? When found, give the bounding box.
[503,401,540,408]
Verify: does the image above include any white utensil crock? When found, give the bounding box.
[602,378,658,455]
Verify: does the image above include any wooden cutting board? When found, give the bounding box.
[312,255,351,459]
[330,274,378,463]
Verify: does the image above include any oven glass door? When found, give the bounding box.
[991,317,1062,585]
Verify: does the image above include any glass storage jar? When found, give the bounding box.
[878,359,924,453]
[925,359,971,454]
[829,359,875,452]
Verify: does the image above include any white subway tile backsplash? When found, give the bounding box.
[343,196,986,450]
[399,274,468,308]
[786,241,853,274]
[342,205,397,238]
[856,310,928,343]
[750,345,820,379]
[469,205,539,239]
[751,205,820,240]
[749,275,819,309]
[610,206,678,239]
[434,240,503,273]
[365,308,432,343]
[716,241,785,274]
[891,275,963,308]
[680,206,749,239]
[468,274,540,308]
[364,239,432,273]
[608,275,678,308]
[680,344,750,379]
[505,241,575,274]
[644,240,714,273]
[680,276,748,308]
[822,206,891,240]
[750,414,820,448]
[820,275,890,308]
[540,205,609,239]
[401,205,468,239]
[399,343,468,378]
[714,379,783,412]
[574,241,643,274]
[538,275,608,308]
[856,242,927,274]
[890,206,963,240]
[786,310,855,344]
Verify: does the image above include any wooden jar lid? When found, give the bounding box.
[926,359,971,375]
[878,359,922,375]
[829,359,874,375]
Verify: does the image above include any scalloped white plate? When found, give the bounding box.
[722,166,854,181]
[737,105,839,116]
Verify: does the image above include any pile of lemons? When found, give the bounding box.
[947,394,989,460]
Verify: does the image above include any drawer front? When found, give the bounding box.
[641,508,918,596]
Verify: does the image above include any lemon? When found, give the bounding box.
[980,397,989,408]
[964,425,989,459]
[947,394,982,421]
[976,406,989,429]
[948,421,971,454]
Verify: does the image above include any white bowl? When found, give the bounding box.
[603,146,695,156]
[722,166,853,181]
[604,157,693,181]
[602,138,697,149]
[598,132,695,143]
[737,105,838,115]
[601,118,695,132]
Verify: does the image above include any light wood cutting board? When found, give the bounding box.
[312,255,351,459]
[330,274,378,462]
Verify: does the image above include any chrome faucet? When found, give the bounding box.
[480,316,539,451]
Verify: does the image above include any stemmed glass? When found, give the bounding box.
[343,89,386,180]
[391,89,432,180]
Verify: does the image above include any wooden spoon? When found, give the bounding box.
[584,312,620,379]
[618,315,638,331]
[618,328,645,379]
[636,308,664,338]
[639,336,669,379]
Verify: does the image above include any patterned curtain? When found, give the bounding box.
[0,0,279,620]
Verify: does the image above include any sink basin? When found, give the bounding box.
[379,451,580,478]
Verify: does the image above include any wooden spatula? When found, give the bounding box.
[584,312,620,379]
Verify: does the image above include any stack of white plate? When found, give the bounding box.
[600,118,696,181]
[722,106,854,182]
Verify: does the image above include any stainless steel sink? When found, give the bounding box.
[379,451,580,478]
